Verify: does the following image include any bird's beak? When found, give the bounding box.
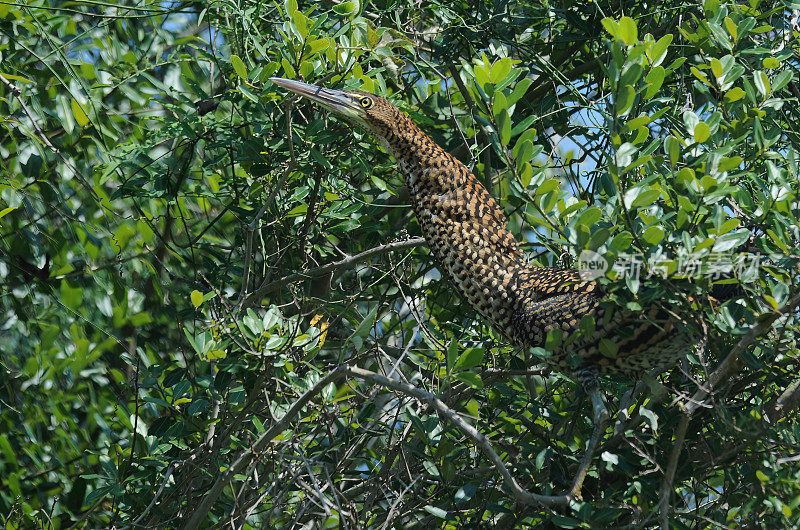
[270,77,364,120]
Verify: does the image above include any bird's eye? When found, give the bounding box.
[359,96,374,109]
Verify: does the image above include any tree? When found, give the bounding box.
[1,0,799,527]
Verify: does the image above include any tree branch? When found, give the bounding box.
[767,380,800,423]
[655,292,800,526]
[181,363,572,527]
[180,366,349,529]
[241,237,425,308]
[685,292,800,416]
[0,73,99,200]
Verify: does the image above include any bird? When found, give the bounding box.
[270,77,697,424]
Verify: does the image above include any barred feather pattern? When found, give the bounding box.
[358,95,691,377]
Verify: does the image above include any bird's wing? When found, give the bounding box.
[515,266,600,300]
[512,293,689,376]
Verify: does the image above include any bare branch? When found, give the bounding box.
[242,237,425,308]
[180,366,349,529]
[686,292,800,415]
[766,380,800,423]
[658,414,690,529]
[343,366,569,507]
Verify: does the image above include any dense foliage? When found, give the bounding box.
[1,0,799,527]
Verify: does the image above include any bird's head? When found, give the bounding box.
[271,77,402,145]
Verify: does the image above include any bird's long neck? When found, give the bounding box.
[367,108,600,345]
[372,111,467,192]
[366,108,534,338]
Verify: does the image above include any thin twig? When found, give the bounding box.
[125,462,176,529]
[654,292,800,526]
[657,413,690,529]
[236,99,297,310]
[0,73,99,200]
[569,414,611,499]
[180,366,349,529]
[241,237,425,308]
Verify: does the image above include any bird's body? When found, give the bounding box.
[271,78,692,382]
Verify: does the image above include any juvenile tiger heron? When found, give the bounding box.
[270,77,695,425]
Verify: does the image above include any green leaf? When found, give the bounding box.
[762,57,779,69]
[625,115,651,130]
[642,226,664,245]
[710,58,722,78]
[717,156,742,173]
[332,1,357,15]
[455,483,477,503]
[693,121,710,143]
[424,505,449,519]
[724,87,745,102]
[664,135,680,165]
[291,8,308,37]
[0,206,17,225]
[61,281,83,310]
[690,66,712,87]
[648,34,672,66]
[490,58,513,84]
[576,206,602,227]
[707,21,732,50]
[0,72,34,84]
[492,91,507,118]
[724,16,737,40]
[601,18,619,39]
[238,85,259,103]
[535,178,560,197]
[712,229,748,252]
[188,398,209,416]
[772,70,793,93]
[718,218,740,234]
[515,140,534,170]
[506,77,532,106]
[353,305,378,339]
[753,71,770,96]
[499,111,511,145]
[631,189,661,208]
[455,371,484,389]
[618,84,635,114]
[308,37,330,55]
[474,61,490,89]
[598,338,618,358]
[615,142,637,167]
[639,407,658,431]
[519,162,533,187]
[453,348,483,372]
[618,16,638,45]
[231,54,247,80]
[545,328,563,351]
[610,231,633,251]
[71,98,89,126]
[644,66,665,99]
[0,435,18,466]
[190,290,203,308]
